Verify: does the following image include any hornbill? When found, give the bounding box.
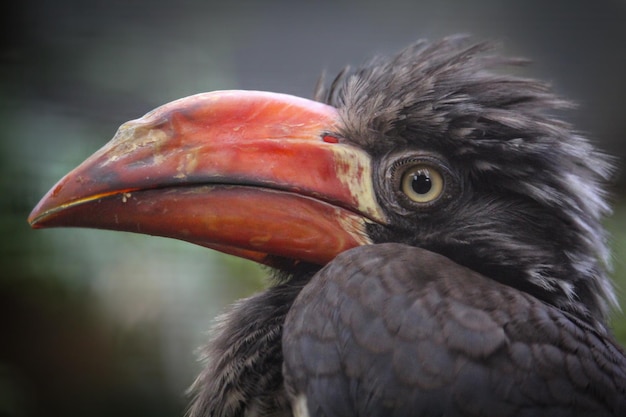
[29,38,626,416]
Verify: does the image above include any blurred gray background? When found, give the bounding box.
[2,0,626,416]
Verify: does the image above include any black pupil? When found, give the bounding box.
[411,170,432,194]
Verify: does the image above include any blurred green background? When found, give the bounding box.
[2,0,626,416]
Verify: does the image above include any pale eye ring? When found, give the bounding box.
[400,165,444,203]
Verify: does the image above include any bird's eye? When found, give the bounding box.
[400,165,444,203]
[384,154,454,212]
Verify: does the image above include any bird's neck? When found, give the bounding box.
[188,270,313,417]
[431,240,610,330]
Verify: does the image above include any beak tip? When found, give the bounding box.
[28,186,64,229]
[27,203,47,229]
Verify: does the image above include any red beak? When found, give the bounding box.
[28,90,386,267]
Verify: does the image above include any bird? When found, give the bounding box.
[28,37,626,416]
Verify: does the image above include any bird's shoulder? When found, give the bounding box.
[282,243,626,417]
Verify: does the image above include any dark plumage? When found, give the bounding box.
[284,244,626,416]
[29,37,626,417]
[191,38,624,417]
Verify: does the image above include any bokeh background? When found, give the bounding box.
[2,0,626,416]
